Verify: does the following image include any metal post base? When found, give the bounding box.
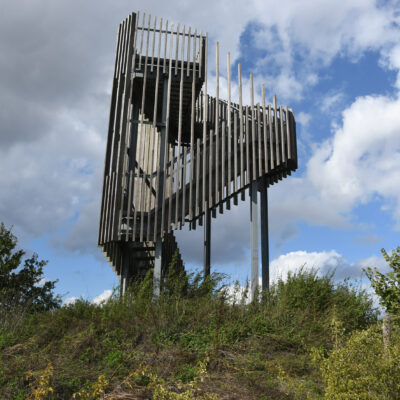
[153,236,162,299]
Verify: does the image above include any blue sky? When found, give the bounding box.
[1,0,399,304]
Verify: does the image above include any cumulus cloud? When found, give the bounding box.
[236,0,400,100]
[92,289,113,305]
[262,90,400,240]
[267,248,390,315]
[63,290,113,305]
[64,296,78,305]
[270,249,365,283]
[358,254,391,274]
[307,93,400,227]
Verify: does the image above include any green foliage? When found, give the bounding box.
[319,324,400,399]
[0,266,379,399]
[175,363,199,383]
[365,246,400,315]
[104,349,124,369]
[272,267,336,313]
[0,222,61,314]
[260,268,376,345]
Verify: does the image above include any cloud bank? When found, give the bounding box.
[1,0,399,274]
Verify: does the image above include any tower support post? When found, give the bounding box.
[260,182,269,292]
[120,255,129,297]
[250,181,259,301]
[153,236,162,299]
[153,77,169,300]
[204,201,211,277]
[119,246,130,297]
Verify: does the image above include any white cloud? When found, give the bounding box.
[320,92,345,113]
[0,113,105,242]
[63,290,113,306]
[270,249,365,283]
[358,254,390,274]
[237,0,400,100]
[359,283,382,312]
[64,296,78,305]
[265,90,400,237]
[92,289,113,305]
[225,282,251,304]
[297,112,311,127]
[258,0,398,59]
[307,93,400,227]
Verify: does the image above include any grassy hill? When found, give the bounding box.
[0,268,391,399]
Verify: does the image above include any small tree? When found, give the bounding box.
[0,222,61,313]
[365,246,400,316]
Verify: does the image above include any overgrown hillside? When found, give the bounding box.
[3,268,393,400]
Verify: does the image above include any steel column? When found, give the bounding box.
[120,248,129,297]
[204,201,211,277]
[250,181,259,300]
[153,236,162,299]
[153,78,169,299]
[260,183,269,291]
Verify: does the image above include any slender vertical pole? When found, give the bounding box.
[250,181,259,301]
[204,200,211,277]
[120,249,129,297]
[202,34,208,220]
[238,63,244,201]
[160,71,170,234]
[153,78,169,299]
[153,236,162,299]
[120,276,126,298]
[175,25,185,228]
[260,182,269,291]
[215,42,220,209]
[227,52,232,208]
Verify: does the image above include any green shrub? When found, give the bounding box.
[320,324,400,399]
[260,268,377,346]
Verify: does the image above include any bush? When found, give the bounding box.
[320,324,400,399]
[260,268,377,346]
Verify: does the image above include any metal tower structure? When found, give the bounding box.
[98,12,298,298]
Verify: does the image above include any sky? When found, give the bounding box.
[1,0,399,304]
